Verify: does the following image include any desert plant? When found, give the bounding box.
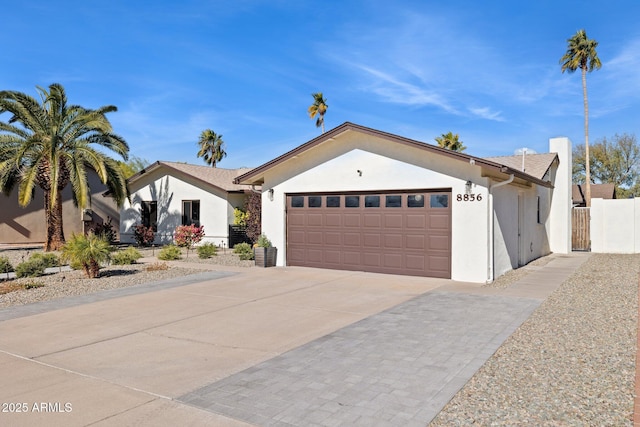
[174,224,205,257]
[158,244,182,260]
[0,256,14,277]
[133,224,155,246]
[233,242,254,261]
[22,280,45,289]
[111,247,143,265]
[197,242,218,259]
[61,233,112,278]
[15,258,47,278]
[30,252,60,268]
[255,234,272,248]
[91,217,117,243]
[146,262,169,271]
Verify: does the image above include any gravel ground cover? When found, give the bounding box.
[431,253,639,426]
[0,246,252,309]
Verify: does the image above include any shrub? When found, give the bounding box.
[244,191,262,243]
[158,244,181,260]
[111,247,143,265]
[174,225,205,257]
[61,233,112,278]
[233,207,249,226]
[15,258,47,278]
[255,234,272,248]
[233,242,254,261]
[30,252,60,268]
[0,256,14,275]
[91,217,117,244]
[133,224,155,247]
[146,262,169,271]
[197,242,218,259]
[23,280,45,289]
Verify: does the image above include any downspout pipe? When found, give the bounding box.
[488,174,515,283]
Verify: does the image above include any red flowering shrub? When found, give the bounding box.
[174,225,205,257]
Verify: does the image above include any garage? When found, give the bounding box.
[286,190,451,278]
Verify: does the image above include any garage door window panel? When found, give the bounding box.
[308,196,322,207]
[327,196,340,207]
[365,195,380,207]
[408,195,425,208]
[346,196,360,208]
[291,196,305,208]
[385,195,402,207]
[430,194,449,208]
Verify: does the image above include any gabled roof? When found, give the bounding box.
[483,153,559,181]
[572,183,616,205]
[234,122,554,188]
[128,161,254,193]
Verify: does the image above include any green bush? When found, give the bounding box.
[158,244,182,260]
[255,234,272,248]
[111,247,143,265]
[61,233,113,278]
[23,280,45,289]
[0,256,14,274]
[15,258,47,278]
[197,242,218,259]
[233,242,254,261]
[30,252,60,268]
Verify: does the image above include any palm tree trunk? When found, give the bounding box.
[44,190,65,251]
[582,67,591,207]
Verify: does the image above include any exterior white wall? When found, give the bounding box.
[120,169,239,247]
[591,198,640,253]
[491,181,551,279]
[549,137,572,254]
[259,131,492,283]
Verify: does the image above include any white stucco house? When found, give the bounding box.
[235,122,572,283]
[119,161,253,247]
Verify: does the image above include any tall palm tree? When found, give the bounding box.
[0,83,129,251]
[196,129,226,167]
[435,132,466,152]
[308,92,328,133]
[560,29,602,207]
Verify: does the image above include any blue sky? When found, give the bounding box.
[2,1,639,169]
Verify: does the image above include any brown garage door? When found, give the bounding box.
[286,191,451,278]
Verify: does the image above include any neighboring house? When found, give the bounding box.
[572,183,616,207]
[235,122,572,283]
[0,170,119,246]
[119,161,253,247]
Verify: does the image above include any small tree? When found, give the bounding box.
[244,192,262,243]
[61,233,112,278]
[133,224,155,246]
[174,224,205,257]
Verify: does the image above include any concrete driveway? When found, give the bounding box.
[0,254,589,426]
[0,265,446,426]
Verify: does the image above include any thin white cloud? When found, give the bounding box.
[468,107,505,122]
[354,64,459,114]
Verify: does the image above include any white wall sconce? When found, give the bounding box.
[465,180,473,194]
[268,188,274,201]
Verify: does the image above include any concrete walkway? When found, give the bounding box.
[0,253,590,426]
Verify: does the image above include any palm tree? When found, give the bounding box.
[0,83,129,251]
[308,92,328,133]
[435,132,466,152]
[560,29,602,207]
[196,129,226,167]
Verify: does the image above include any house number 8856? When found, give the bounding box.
[456,194,482,202]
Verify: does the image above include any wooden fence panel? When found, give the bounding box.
[572,207,590,251]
